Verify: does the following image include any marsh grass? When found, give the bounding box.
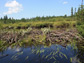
[1,21,76,30]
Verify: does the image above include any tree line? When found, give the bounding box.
[0,15,70,24]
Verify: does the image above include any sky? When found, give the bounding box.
[0,0,83,19]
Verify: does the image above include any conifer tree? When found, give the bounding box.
[71,7,73,17]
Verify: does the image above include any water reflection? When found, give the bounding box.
[0,44,81,63]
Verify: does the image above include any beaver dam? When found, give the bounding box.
[0,21,84,63]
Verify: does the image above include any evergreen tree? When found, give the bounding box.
[76,5,84,23]
[74,8,76,15]
[9,17,11,20]
[21,18,26,22]
[42,16,45,20]
[4,15,8,20]
[0,17,3,20]
[71,7,73,17]
[4,15,8,24]
[64,14,67,18]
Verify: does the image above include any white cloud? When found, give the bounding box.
[63,1,68,4]
[3,0,23,15]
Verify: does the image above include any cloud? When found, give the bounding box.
[3,0,23,15]
[63,1,68,4]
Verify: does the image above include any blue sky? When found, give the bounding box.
[0,0,82,19]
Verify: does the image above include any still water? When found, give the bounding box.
[0,44,82,63]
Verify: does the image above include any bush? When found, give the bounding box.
[77,25,84,37]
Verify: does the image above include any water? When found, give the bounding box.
[0,44,81,63]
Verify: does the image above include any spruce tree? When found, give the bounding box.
[71,7,73,17]
[4,15,8,24]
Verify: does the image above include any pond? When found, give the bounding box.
[0,44,83,63]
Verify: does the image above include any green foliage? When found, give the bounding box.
[76,5,84,37]
[76,5,84,22]
[77,25,84,37]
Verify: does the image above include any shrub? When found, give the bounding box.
[77,25,84,37]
